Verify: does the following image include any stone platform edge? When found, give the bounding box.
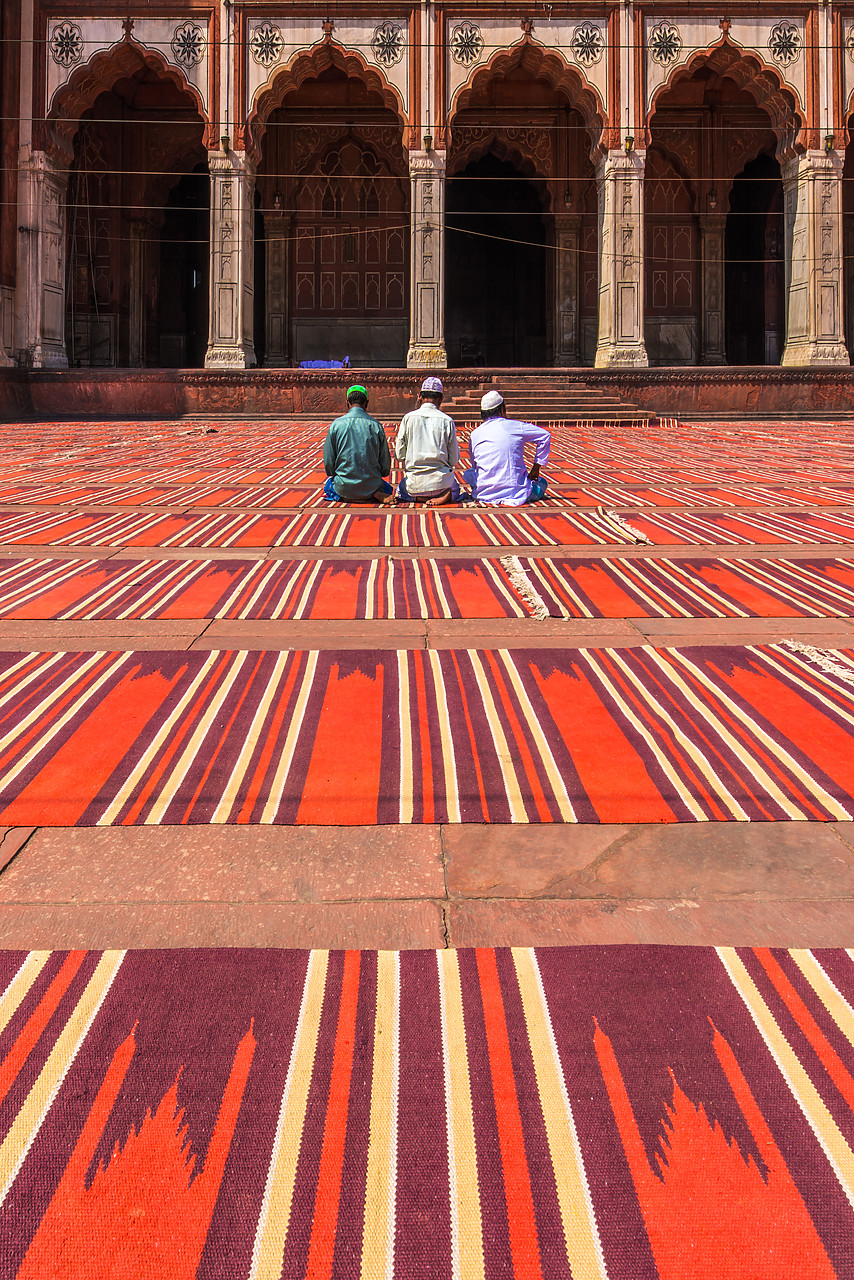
[3,367,854,422]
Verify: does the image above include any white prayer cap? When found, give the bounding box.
[421,376,444,394]
[481,390,504,412]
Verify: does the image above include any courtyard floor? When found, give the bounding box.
[0,411,852,950]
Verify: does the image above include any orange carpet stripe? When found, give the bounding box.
[475,949,544,1280]
[296,665,385,824]
[753,949,854,1114]
[305,951,362,1280]
[0,951,86,1107]
[484,653,552,822]
[236,654,305,822]
[0,667,180,827]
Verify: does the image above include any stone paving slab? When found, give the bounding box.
[0,823,852,949]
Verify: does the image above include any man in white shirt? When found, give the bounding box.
[464,390,550,506]
[395,377,463,506]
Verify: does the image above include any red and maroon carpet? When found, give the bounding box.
[0,643,853,826]
[0,945,852,1278]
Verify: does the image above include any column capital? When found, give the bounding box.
[408,149,446,178]
[781,149,843,184]
[595,148,646,181]
[208,148,257,180]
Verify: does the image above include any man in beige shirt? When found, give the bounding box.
[395,377,463,506]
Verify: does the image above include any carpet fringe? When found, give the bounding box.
[596,507,653,545]
[499,555,551,620]
[780,639,854,687]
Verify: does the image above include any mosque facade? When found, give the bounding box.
[2,1,854,372]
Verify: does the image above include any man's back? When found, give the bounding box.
[469,416,551,506]
[396,403,460,496]
[323,405,391,501]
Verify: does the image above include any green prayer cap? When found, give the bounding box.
[347,384,368,399]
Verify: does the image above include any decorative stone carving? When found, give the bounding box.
[595,150,649,368]
[408,151,447,368]
[846,25,854,61]
[171,21,206,69]
[768,22,801,66]
[371,22,405,68]
[450,22,484,68]
[449,126,551,175]
[206,151,257,369]
[781,151,848,366]
[250,22,284,68]
[17,147,69,368]
[49,22,83,68]
[648,23,683,66]
[571,23,604,68]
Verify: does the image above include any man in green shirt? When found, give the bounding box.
[322,385,395,505]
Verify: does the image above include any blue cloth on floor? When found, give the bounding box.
[323,477,393,502]
[300,358,350,368]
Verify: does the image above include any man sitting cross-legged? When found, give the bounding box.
[463,389,551,506]
[395,376,463,506]
[322,384,395,505]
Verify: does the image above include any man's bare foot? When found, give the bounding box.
[425,489,455,507]
[373,489,397,506]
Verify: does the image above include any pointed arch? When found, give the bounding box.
[45,39,209,163]
[246,43,408,164]
[647,39,804,159]
[449,43,607,161]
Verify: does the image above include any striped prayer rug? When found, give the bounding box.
[3,506,854,550]
[1,643,854,825]
[1,945,852,1278]
[1,554,854,622]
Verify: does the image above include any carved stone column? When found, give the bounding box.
[781,150,849,367]
[264,212,291,367]
[205,150,257,369]
[699,214,726,365]
[16,146,68,368]
[553,212,581,366]
[407,150,447,369]
[594,150,648,368]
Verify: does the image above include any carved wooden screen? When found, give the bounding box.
[292,139,408,320]
[645,149,697,316]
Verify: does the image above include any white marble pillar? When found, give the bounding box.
[205,149,257,369]
[553,212,581,366]
[264,212,291,367]
[16,146,68,368]
[594,149,648,368]
[407,150,447,369]
[781,150,849,366]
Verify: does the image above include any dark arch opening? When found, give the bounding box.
[158,166,209,367]
[725,152,784,365]
[446,154,548,368]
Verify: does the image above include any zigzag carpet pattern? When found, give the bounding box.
[1,945,853,1278]
[0,643,853,826]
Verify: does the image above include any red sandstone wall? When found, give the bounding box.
[7,369,854,423]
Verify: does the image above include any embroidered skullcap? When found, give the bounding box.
[420,376,444,394]
[347,384,368,398]
[481,390,504,412]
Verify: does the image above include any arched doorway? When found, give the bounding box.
[63,60,207,367]
[446,154,548,367]
[157,166,209,367]
[646,50,797,367]
[256,62,409,367]
[447,52,602,368]
[725,154,784,364]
